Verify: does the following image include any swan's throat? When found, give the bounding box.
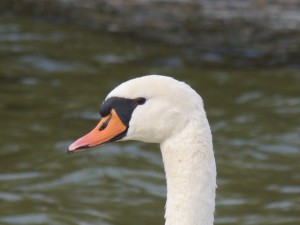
[160,121,216,225]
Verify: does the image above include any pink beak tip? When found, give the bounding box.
[68,137,90,153]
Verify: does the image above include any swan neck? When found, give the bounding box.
[160,119,216,225]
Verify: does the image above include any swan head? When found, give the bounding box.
[69,75,203,152]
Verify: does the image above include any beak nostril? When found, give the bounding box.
[99,114,112,131]
[99,123,107,131]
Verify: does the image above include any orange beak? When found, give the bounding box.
[68,109,127,153]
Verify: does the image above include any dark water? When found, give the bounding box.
[0,17,299,225]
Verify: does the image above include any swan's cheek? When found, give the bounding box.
[125,107,180,144]
[125,120,161,143]
[123,107,159,143]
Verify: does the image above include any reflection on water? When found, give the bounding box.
[0,17,299,225]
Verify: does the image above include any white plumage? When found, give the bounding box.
[107,75,216,225]
[69,75,217,225]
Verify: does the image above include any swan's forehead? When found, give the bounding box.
[106,75,181,99]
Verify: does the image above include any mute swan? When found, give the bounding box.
[69,75,216,225]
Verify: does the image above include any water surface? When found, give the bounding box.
[0,17,299,225]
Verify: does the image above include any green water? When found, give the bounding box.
[0,17,299,225]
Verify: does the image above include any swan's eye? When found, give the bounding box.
[136,97,146,105]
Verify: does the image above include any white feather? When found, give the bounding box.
[107,75,216,225]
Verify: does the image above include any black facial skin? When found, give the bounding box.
[99,97,146,142]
